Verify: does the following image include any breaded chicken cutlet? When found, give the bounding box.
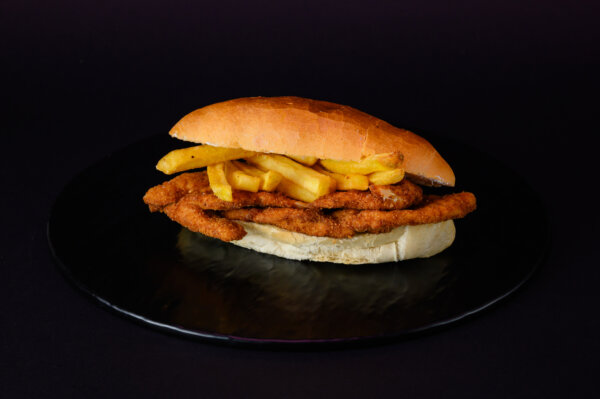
[144,171,476,242]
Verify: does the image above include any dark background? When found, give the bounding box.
[2,0,598,397]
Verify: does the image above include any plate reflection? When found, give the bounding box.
[141,229,454,340]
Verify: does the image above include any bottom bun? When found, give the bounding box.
[231,220,456,264]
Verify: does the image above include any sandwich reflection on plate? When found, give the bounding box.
[144,228,454,340]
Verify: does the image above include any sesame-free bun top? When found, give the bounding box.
[170,96,455,186]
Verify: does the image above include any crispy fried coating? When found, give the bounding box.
[143,171,423,211]
[163,201,246,241]
[223,208,355,238]
[309,181,422,210]
[144,171,475,242]
[143,172,212,211]
[166,191,307,211]
[222,193,476,237]
[331,192,477,234]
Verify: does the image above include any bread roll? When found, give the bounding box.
[170,96,455,186]
[231,220,456,264]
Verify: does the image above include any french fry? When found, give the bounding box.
[245,154,333,196]
[260,171,284,191]
[232,161,262,177]
[232,161,283,191]
[226,162,261,192]
[276,178,320,203]
[288,155,318,166]
[319,153,403,175]
[326,175,338,193]
[313,165,369,191]
[368,168,405,185]
[207,163,232,201]
[156,145,256,175]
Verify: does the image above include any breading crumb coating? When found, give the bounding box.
[143,171,476,242]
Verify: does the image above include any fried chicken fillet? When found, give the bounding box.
[143,171,476,242]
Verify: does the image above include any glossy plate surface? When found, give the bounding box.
[47,134,548,346]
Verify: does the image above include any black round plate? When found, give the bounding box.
[47,134,548,346]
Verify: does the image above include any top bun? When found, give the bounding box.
[170,96,455,186]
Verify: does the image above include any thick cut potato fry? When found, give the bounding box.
[260,171,284,191]
[319,153,403,175]
[288,155,318,166]
[313,165,369,191]
[232,161,283,191]
[207,163,233,201]
[246,154,333,196]
[277,178,320,203]
[156,145,256,175]
[368,168,405,185]
[327,176,338,193]
[226,162,261,192]
[232,161,262,177]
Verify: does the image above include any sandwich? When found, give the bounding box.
[143,96,476,264]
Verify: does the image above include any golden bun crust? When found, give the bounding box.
[170,96,455,186]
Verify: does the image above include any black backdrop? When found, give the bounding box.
[2,1,598,397]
